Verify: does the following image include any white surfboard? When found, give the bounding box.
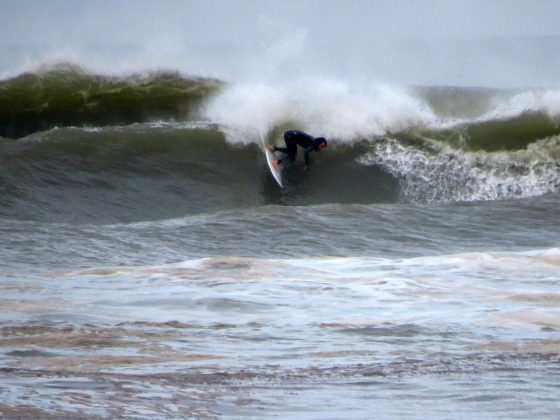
[265,147,283,187]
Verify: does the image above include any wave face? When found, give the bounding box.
[1,64,559,223]
[0,124,398,223]
[1,122,558,224]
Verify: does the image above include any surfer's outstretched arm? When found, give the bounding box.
[303,146,314,167]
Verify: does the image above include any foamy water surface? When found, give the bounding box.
[2,244,560,417]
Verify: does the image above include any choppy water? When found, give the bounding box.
[1,66,560,418]
[2,246,560,417]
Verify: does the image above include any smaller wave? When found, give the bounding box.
[414,85,560,120]
[361,136,560,202]
[483,90,560,120]
[409,87,560,152]
[418,110,560,152]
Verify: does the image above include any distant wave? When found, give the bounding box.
[0,62,221,139]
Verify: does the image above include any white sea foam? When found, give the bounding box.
[361,136,560,202]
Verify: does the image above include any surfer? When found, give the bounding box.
[268,130,327,170]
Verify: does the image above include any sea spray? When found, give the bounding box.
[202,78,438,144]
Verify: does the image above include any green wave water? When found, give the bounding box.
[0,63,221,139]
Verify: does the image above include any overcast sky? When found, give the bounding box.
[3,0,560,44]
[1,0,560,86]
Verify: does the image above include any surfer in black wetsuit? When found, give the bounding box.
[269,130,327,170]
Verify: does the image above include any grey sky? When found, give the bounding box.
[1,0,560,86]
[2,0,560,44]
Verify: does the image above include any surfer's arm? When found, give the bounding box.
[304,146,314,167]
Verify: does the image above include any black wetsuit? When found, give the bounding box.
[274,130,321,166]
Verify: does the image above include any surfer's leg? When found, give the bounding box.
[274,146,289,154]
[284,135,298,156]
[278,154,296,165]
[274,133,297,165]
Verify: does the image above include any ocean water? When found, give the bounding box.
[1,65,560,418]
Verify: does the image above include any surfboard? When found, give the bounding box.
[265,147,283,187]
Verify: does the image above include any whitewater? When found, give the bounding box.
[1,55,560,418]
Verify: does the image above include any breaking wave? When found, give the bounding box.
[0,63,559,223]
